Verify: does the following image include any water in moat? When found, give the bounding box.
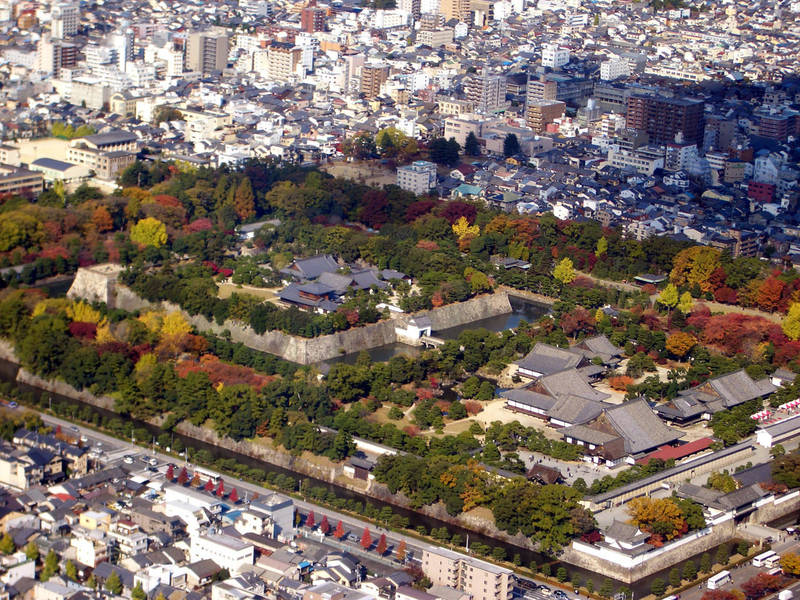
[322,295,550,366]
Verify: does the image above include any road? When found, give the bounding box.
[40,412,553,595]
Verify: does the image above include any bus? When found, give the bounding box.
[707,571,731,590]
[192,466,222,485]
[753,551,778,567]
[764,555,782,569]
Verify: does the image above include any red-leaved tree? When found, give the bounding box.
[334,520,345,539]
[305,511,315,528]
[360,527,372,550]
[216,480,225,497]
[319,516,330,535]
[204,478,214,492]
[229,488,238,503]
[376,533,387,555]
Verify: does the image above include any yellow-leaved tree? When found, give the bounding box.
[452,216,479,240]
[130,217,167,247]
[627,497,685,540]
[67,301,106,326]
[553,257,576,284]
[160,312,191,339]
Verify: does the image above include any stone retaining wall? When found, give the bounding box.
[69,267,515,365]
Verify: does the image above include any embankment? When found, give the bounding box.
[69,266,515,364]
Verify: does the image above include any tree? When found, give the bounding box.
[666,332,697,358]
[657,283,679,311]
[204,478,214,492]
[668,566,681,589]
[177,466,188,485]
[65,559,78,581]
[599,578,614,598]
[166,464,174,480]
[781,552,800,576]
[557,567,568,582]
[677,291,694,314]
[319,515,330,535]
[360,526,372,550]
[670,246,722,293]
[397,539,407,561]
[0,533,15,554]
[132,583,147,600]
[24,542,38,562]
[452,216,479,240]
[627,497,685,540]
[553,257,576,284]
[41,550,59,581]
[503,133,521,157]
[105,570,123,595]
[92,205,114,232]
[464,131,480,156]
[715,543,730,566]
[596,236,608,257]
[707,471,738,493]
[130,217,167,247]
[229,487,239,503]
[783,303,800,341]
[650,578,666,597]
[682,560,697,581]
[216,480,225,497]
[699,552,712,573]
[376,533,387,555]
[87,575,97,590]
[306,511,315,528]
[233,178,255,221]
[429,137,460,167]
[333,520,346,540]
[741,573,782,599]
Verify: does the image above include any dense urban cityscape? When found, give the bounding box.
[0,0,799,599]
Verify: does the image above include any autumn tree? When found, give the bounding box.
[216,480,225,497]
[360,527,372,550]
[229,488,239,503]
[233,178,255,221]
[627,497,685,541]
[666,332,697,358]
[452,216,479,240]
[92,205,114,232]
[204,478,214,492]
[782,303,800,341]
[177,466,188,485]
[166,464,174,480]
[756,277,786,313]
[657,283,679,312]
[130,217,167,247]
[781,552,800,575]
[376,533,387,555]
[334,520,345,539]
[553,257,576,284]
[596,236,608,257]
[741,573,782,599]
[305,511,315,528]
[397,539,407,561]
[319,515,330,535]
[677,291,694,314]
[670,246,722,293]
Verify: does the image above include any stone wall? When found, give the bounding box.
[749,490,800,524]
[70,266,516,365]
[67,264,123,305]
[0,340,17,363]
[561,519,738,583]
[16,368,117,411]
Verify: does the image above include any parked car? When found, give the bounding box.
[539,587,552,596]
[123,455,134,464]
[554,590,568,600]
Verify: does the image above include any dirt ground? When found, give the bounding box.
[217,282,281,304]
[460,398,565,440]
[321,161,397,187]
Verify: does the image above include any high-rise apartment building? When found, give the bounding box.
[525,75,557,102]
[36,34,77,76]
[439,0,470,22]
[625,93,705,146]
[466,68,507,113]
[397,0,421,19]
[51,2,78,39]
[525,99,566,133]
[266,41,301,82]
[397,161,437,195]
[186,29,229,74]
[422,547,513,600]
[360,64,389,99]
[301,7,326,33]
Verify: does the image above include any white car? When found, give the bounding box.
[123,455,134,465]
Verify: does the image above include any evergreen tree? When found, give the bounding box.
[24,542,38,562]
[65,559,78,581]
[503,133,521,157]
[699,552,712,573]
[0,533,15,554]
[650,578,666,597]
[132,583,147,600]
[668,566,681,589]
[464,132,481,156]
[105,570,123,595]
[41,550,59,581]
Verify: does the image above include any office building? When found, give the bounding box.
[541,43,569,69]
[360,64,389,98]
[186,29,229,74]
[190,534,254,574]
[466,68,507,113]
[525,99,565,133]
[51,2,78,39]
[0,166,44,198]
[625,93,705,146]
[422,547,513,600]
[301,6,326,33]
[397,161,437,195]
[525,75,557,102]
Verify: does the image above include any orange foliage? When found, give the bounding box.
[92,206,113,232]
[463,400,482,415]
[39,244,70,260]
[174,355,276,390]
[403,425,420,436]
[416,240,439,251]
[608,375,634,391]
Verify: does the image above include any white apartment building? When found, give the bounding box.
[51,3,79,39]
[190,534,254,574]
[600,57,630,81]
[541,43,569,69]
[397,160,437,194]
[607,145,665,175]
